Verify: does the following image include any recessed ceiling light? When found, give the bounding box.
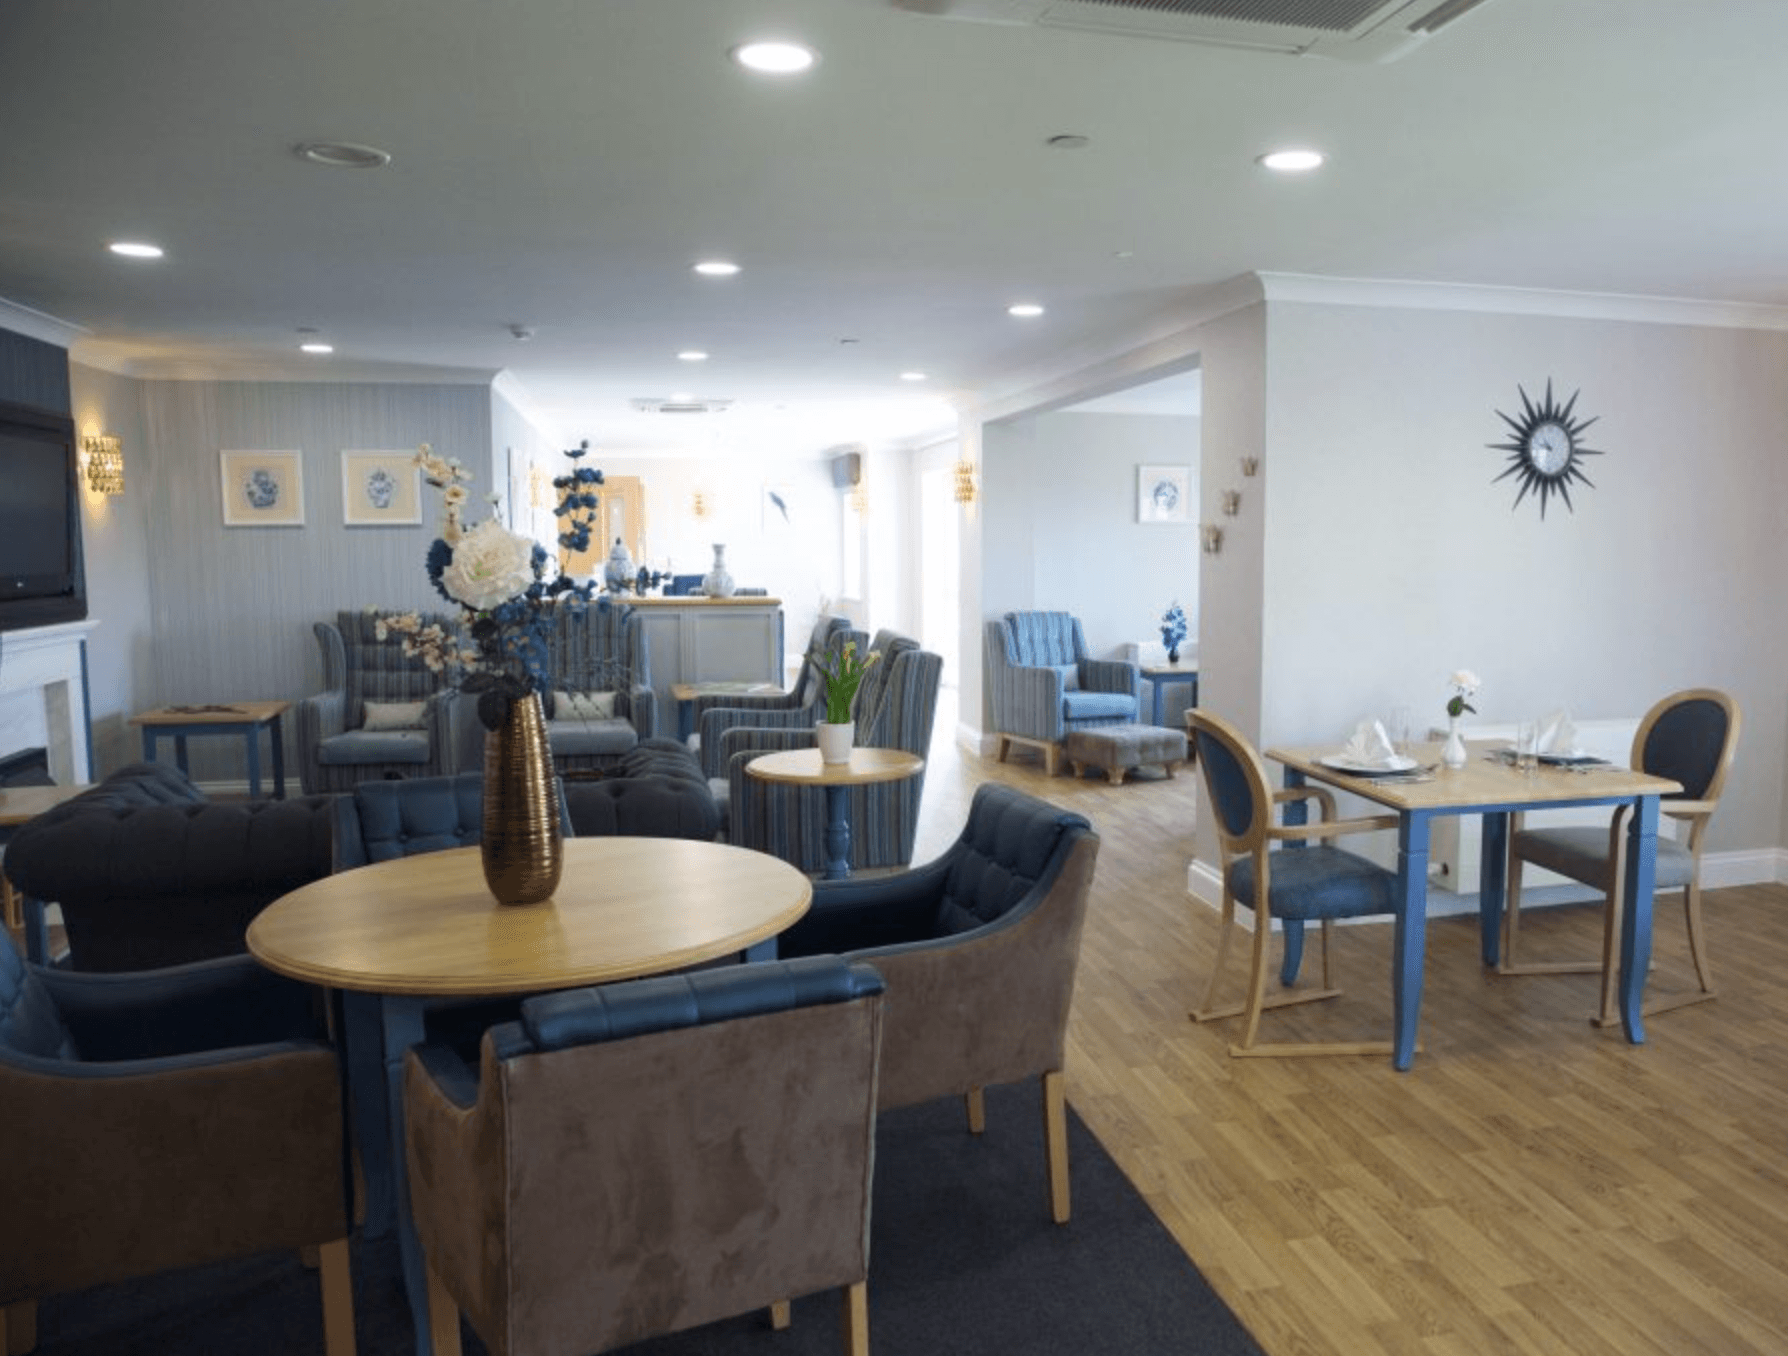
[300,342,334,355]
[899,371,928,382]
[1008,303,1046,318]
[693,260,740,277]
[731,41,817,74]
[294,141,392,169]
[678,350,709,362]
[108,241,163,259]
[1258,148,1325,172]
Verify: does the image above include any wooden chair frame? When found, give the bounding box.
[1189,711,1399,1058]
[1500,688,1740,1026]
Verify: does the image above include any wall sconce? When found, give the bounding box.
[1239,456,1259,477]
[1221,489,1241,517]
[952,459,978,504]
[82,433,124,496]
[849,482,870,517]
[691,490,711,519]
[1201,524,1224,554]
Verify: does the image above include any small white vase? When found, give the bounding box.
[817,721,854,765]
[703,543,735,598]
[1442,716,1468,770]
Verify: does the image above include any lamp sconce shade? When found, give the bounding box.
[1221,489,1241,517]
[82,433,124,495]
[953,458,978,504]
[849,482,869,516]
[691,490,710,519]
[1202,524,1224,554]
[1240,456,1259,477]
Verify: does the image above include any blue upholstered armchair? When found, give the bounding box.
[717,630,942,874]
[777,783,1100,1223]
[297,607,468,793]
[986,611,1140,774]
[691,614,855,778]
[0,932,356,1352]
[538,600,656,774]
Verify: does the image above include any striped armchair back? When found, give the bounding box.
[545,601,648,696]
[1002,611,1086,667]
[334,609,456,727]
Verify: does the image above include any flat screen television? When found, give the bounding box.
[0,398,87,632]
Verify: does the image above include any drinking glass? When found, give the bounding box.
[1387,706,1412,757]
[1515,720,1540,773]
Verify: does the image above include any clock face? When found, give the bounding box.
[1488,382,1603,518]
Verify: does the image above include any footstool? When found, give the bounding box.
[1064,723,1188,785]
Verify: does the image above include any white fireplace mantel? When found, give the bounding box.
[0,620,98,784]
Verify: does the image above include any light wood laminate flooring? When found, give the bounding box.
[915,692,1788,1356]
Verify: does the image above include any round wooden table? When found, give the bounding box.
[745,746,926,880]
[248,837,811,1356]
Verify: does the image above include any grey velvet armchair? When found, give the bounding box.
[297,608,467,793]
[405,956,886,1356]
[0,931,356,1354]
[986,611,1140,774]
[777,783,1100,1223]
[717,630,942,875]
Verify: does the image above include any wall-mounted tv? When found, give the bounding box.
[0,398,87,633]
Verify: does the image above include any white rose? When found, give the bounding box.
[440,519,538,611]
[1449,668,1480,692]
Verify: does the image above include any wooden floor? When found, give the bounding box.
[917,697,1788,1356]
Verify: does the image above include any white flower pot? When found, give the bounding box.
[1442,716,1469,770]
[817,721,854,765]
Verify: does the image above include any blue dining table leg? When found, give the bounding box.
[1276,769,1308,984]
[1391,810,1433,1070]
[822,783,852,880]
[339,991,394,1238]
[374,995,437,1356]
[1477,810,1509,967]
[1618,793,1660,1045]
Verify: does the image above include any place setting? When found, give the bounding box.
[1484,710,1612,773]
[1316,716,1438,782]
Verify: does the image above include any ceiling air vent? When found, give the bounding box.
[895,0,1496,61]
[629,397,734,415]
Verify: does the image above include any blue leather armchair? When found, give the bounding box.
[405,957,886,1356]
[986,611,1140,774]
[778,783,1100,1223]
[0,931,355,1353]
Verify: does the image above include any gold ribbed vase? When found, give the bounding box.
[481,691,563,906]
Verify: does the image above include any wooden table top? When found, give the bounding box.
[0,783,91,826]
[1266,739,1681,811]
[1142,660,1200,677]
[745,747,925,788]
[132,700,291,727]
[671,681,783,701]
[246,838,812,997]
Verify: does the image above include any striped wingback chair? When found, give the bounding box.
[692,616,857,778]
[718,630,942,874]
[986,611,1140,774]
[539,601,656,774]
[296,608,465,793]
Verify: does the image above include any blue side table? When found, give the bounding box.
[1141,662,1199,727]
[131,700,289,799]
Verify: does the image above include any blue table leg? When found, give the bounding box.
[140,728,154,763]
[372,995,436,1355]
[823,784,852,880]
[1477,810,1509,967]
[22,894,49,965]
[269,714,287,799]
[173,734,190,777]
[1392,810,1433,1071]
[244,727,263,800]
[1619,794,1660,1045]
[1277,768,1308,985]
[340,992,394,1238]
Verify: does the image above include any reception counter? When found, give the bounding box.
[627,597,784,734]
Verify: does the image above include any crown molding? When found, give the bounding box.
[1255,272,1788,331]
[0,296,86,348]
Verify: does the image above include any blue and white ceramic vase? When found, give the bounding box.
[703,543,735,598]
[603,538,635,593]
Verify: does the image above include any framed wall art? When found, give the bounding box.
[219,450,305,527]
[341,449,422,527]
[1137,464,1191,525]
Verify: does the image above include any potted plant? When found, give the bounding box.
[1159,600,1188,664]
[810,639,879,763]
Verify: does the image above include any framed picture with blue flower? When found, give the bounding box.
[1137,464,1191,524]
[219,450,305,527]
[341,449,421,527]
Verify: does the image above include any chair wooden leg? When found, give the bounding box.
[1196,899,1342,1026]
[995,735,1011,764]
[841,1281,869,1356]
[318,1237,357,1356]
[1593,880,1624,1028]
[1234,901,1275,1051]
[964,1085,985,1134]
[1682,879,1715,997]
[3,1299,37,1356]
[770,1300,792,1330]
[1501,850,1526,970]
[1192,894,1239,1020]
[1042,1069,1070,1224]
[425,1263,463,1356]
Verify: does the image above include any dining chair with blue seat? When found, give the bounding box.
[1501,687,1740,1026]
[1188,710,1403,1057]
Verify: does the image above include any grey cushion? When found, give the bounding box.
[1063,690,1135,721]
[1513,826,1695,890]
[545,717,639,758]
[317,729,433,765]
[1227,845,1400,922]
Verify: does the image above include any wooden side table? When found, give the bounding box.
[131,700,290,799]
[2,783,93,961]
[745,746,926,880]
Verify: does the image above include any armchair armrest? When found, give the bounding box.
[780,854,957,955]
[297,689,347,743]
[998,665,1066,742]
[689,689,799,721]
[1079,657,1140,698]
[716,721,819,770]
[625,682,658,739]
[1269,814,1399,845]
[701,705,819,775]
[1273,785,1337,819]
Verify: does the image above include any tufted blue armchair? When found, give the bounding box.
[1187,709,1402,1059]
[0,930,355,1352]
[986,611,1140,774]
[332,772,573,872]
[777,783,1099,1223]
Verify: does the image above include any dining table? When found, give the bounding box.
[1264,739,1681,1071]
[247,837,813,1356]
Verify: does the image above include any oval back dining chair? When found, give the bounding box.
[1188,710,1401,1058]
[1500,687,1740,1026]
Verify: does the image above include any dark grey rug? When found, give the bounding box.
[35,1083,1265,1355]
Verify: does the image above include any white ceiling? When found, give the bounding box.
[3,0,1786,457]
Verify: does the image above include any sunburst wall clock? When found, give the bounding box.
[1488,380,1603,518]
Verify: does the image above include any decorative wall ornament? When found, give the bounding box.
[82,433,124,495]
[1221,489,1241,517]
[1201,524,1223,554]
[1239,456,1259,477]
[1138,464,1191,524]
[952,458,978,504]
[220,450,305,527]
[341,450,421,526]
[1488,379,1602,517]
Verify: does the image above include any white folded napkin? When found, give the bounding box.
[1340,719,1399,767]
[1535,709,1580,755]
